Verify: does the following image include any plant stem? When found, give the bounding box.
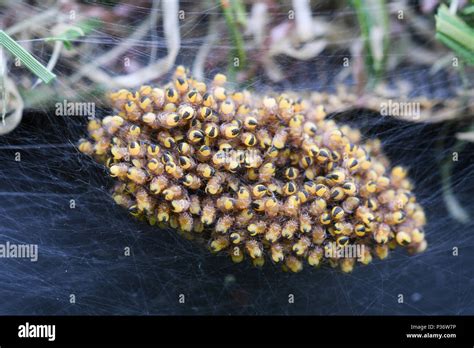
[219,0,247,81]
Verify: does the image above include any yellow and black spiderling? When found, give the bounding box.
[79,66,428,273]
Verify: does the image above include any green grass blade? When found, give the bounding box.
[351,0,390,85]
[435,4,474,66]
[0,30,56,83]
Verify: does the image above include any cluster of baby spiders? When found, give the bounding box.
[79,66,427,273]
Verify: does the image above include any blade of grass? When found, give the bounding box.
[437,6,474,49]
[219,0,247,81]
[0,30,56,83]
[351,0,389,86]
[439,122,473,224]
[0,47,6,126]
[461,4,474,16]
[436,32,474,64]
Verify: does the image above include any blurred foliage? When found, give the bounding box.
[0,0,471,120]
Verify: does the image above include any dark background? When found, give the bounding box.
[0,61,473,315]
